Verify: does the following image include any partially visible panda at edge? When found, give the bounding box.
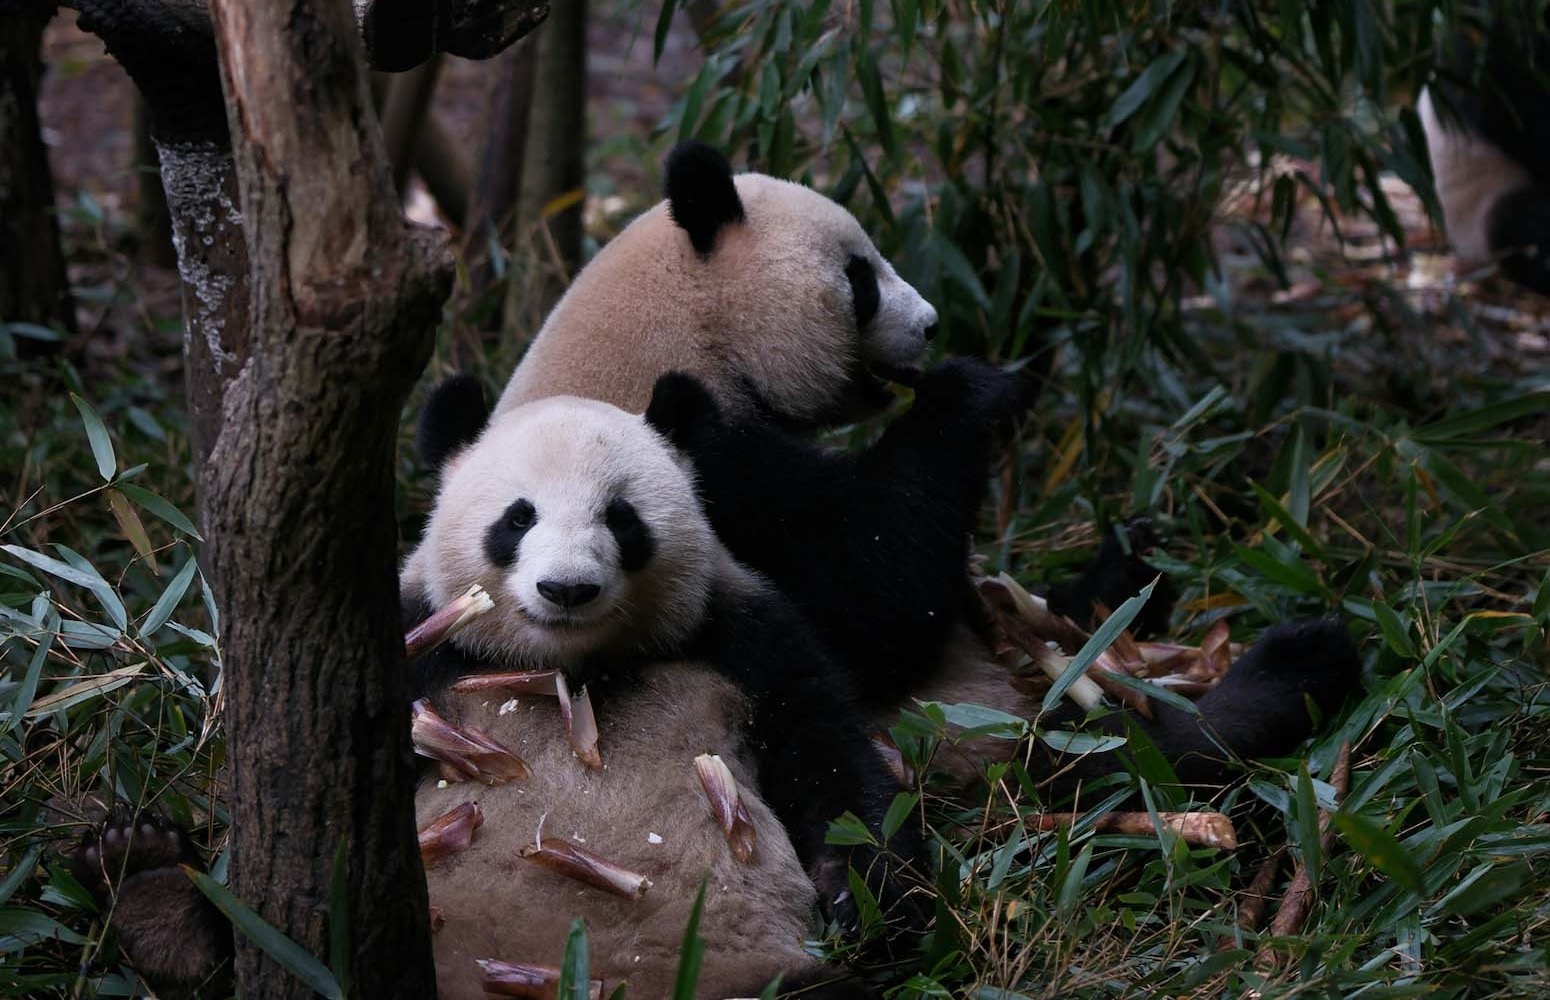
[77,386,922,999]
[1419,7,1550,293]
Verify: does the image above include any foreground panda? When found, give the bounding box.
[1419,10,1550,293]
[81,389,922,998]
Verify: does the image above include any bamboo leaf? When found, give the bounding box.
[142,557,199,637]
[70,394,116,481]
[187,868,342,998]
[1042,578,1157,713]
[115,483,202,538]
[108,489,157,572]
[1332,812,1425,896]
[559,917,592,1000]
[670,880,708,1000]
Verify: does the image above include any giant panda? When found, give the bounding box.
[77,385,923,1000]
[1418,10,1550,293]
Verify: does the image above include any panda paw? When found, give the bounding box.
[813,843,930,945]
[75,817,196,895]
[645,371,724,450]
[912,357,1037,428]
[74,818,233,993]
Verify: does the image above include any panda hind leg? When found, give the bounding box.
[1486,185,1550,295]
[1145,618,1362,787]
[74,818,233,997]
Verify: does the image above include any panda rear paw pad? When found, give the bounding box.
[78,820,193,891]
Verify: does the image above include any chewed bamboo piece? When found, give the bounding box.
[518,837,652,899]
[1030,810,1239,850]
[1255,741,1353,971]
[979,575,1105,710]
[554,673,602,769]
[694,753,758,863]
[410,699,532,784]
[405,584,494,660]
[428,905,445,932]
[418,801,484,866]
[449,670,561,696]
[477,958,603,999]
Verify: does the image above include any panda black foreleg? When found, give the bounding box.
[703,588,931,939]
[1486,185,1550,295]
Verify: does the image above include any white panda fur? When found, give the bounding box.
[1414,14,1550,294]
[403,396,887,999]
[1418,85,1534,263]
[498,158,938,426]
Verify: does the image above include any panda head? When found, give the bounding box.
[501,143,941,427]
[407,378,718,676]
[662,142,940,423]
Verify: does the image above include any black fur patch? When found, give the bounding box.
[605,498,655,572]
[418,375,490,471]
[645,371,724,451]
[483,498,535,568]
[662,357,1038,708]
[845,255,880,328]
[1486,186,1550,294]
[664,141,745,256]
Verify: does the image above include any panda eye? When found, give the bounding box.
[507,499,536,530]
[845,255,880,329]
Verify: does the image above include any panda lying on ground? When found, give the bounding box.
[80,388,924,999]
[1419,9,1550,293]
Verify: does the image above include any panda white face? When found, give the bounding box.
[411,397,717,673]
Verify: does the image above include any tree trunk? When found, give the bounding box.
[202,0,450,995]
[0,2,76,348]
[503,0,586,339]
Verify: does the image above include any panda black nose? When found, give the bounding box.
[923,322,940,341]
[537,581,601,609]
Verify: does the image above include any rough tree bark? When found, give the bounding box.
[0,0,76,346]
[198,0,451,994]
[61,1,547,996]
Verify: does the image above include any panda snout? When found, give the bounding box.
[923,321,940,342]
[537,580,602,610]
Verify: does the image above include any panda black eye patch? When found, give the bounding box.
[484,499,536,568]
[606,498,655,573]
[845,255,880,329]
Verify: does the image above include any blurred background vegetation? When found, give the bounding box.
[3,0,1548,996]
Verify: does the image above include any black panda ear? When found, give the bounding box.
[664,141,745,256]
[645,372,722,449]
[418,375,490,472]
